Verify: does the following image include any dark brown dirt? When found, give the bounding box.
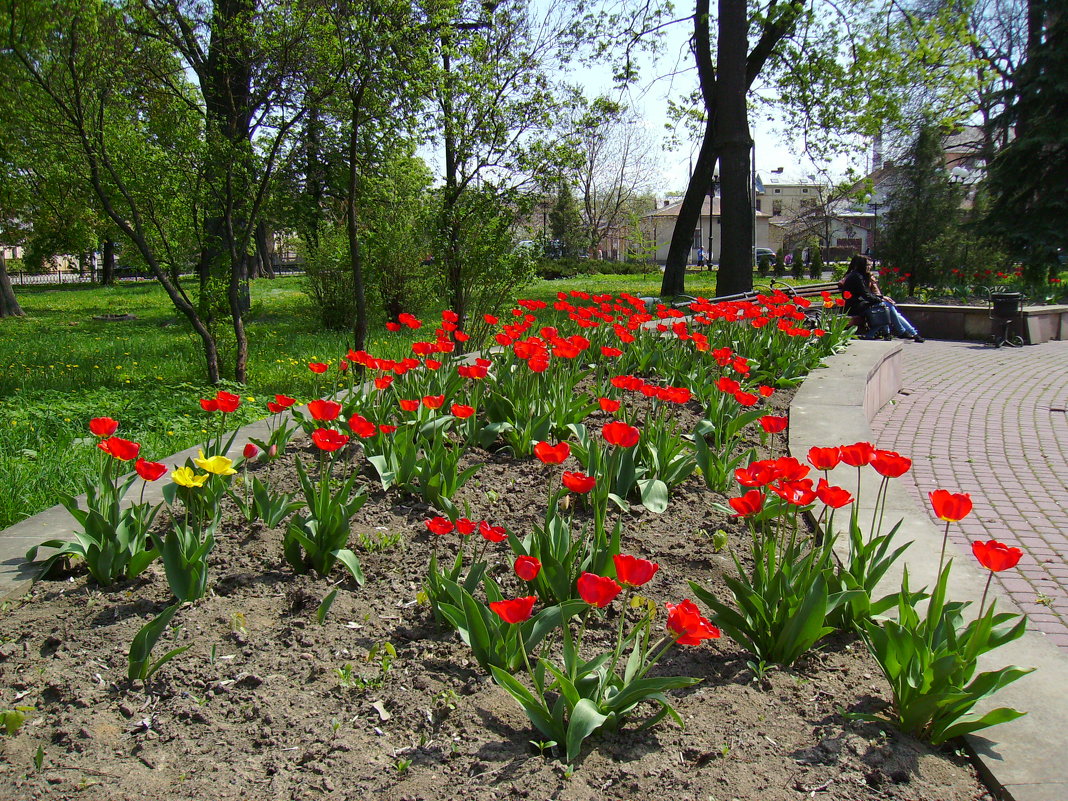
[0,394,993,801]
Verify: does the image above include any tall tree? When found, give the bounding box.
[431,0,578,328]
[985,0,1067,279]
[660,0,804,298]
[881,122,962,294]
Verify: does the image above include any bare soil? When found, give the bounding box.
[0,393,994,801]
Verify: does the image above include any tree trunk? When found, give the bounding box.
[101,239,116,285]
[661,119,716,298]
[347,94,368,353]
[661,0,718,299]
[440,47,466,329]
[255,222,273,278]
[0,251,24,317]
[714,0,753,297]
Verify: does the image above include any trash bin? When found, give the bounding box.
[990,292,1023,347]
[991,292,1022,321]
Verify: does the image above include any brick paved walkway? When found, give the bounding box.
[870,339,1068,651]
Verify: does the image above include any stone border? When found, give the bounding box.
[897,303,1068,345]
[790,340,1068,801]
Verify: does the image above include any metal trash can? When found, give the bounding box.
[990,291,1023,347]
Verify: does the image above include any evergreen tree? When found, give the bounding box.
[985,0,1068,280]
[548,182,585,257]
[881,123,962,295]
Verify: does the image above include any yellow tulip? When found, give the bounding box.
[194,449,237,476]
[172,466,209,488]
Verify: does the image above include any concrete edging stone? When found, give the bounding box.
[790,339,1068,801]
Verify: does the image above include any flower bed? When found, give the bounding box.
[0,291,1007,799]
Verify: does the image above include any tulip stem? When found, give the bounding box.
[938,521,951,575]
[979,572,993,619]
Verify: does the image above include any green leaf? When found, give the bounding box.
[565,698,608,763]
[332,549,365,586]
[637,478,669,513]
[317,587,339,625]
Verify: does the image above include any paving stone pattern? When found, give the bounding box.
[871,340,1068,652]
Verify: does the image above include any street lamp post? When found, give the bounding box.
[866,200,881,259]
[708,174,719,271]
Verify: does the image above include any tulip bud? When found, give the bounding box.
[243,442,259,460]
[268,444,278,458]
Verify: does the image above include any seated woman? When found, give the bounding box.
[840,255,924,342]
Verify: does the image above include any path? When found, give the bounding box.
[870,339,1068,650]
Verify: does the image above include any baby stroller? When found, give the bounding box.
[859,301,892,340]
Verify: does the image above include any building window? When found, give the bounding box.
[772,200,783,216]
[755,199,762,211]
[774,188,781,194]
[802,188,809,194]
[693,229,702,249]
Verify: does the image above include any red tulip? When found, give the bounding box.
[489,596,537,624]
[215,391,241,413]
[602,421,640,448]
[484,314,499,325]
[871,450,912,478]
[267,401,284,414]
[840,442,876,467]
[308,399,342,422]
[613,554,659,588]
[385,321,401,332]
[815,478,853,508]
[97,437,140,461]
[759,415,788,434]
[199,398,219,412]
[598,397,621,413]
[89,417,119,437]
[534,441,570,464]
[348,415,377,438]
[577,572,622,608]
[242,442,259,460]
[972,540,1023,572]
[514,556,542,582]
[666,599,721,645]
[311,428,349,451]
[562,471,596,494]
[729,489,765,517]
[379,424,398,435]
[479,521,508,543]
[374,376,394,391]
[771,456,810,481]
[455,518,477,536]
[425,517,454,535]
[274,394,296,409]
[758,385,774,398]
[735,461,776,487]
[807,446,841,471]
[734,391,759,407]
[308,362,329,374]
[929,489,973,521]
[770,479,816,506]
[399,399,420,412]
[422,395,445,410]
[134,458,167,481]
[451,403,475,419]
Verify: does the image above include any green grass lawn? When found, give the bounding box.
[0,268,820,529]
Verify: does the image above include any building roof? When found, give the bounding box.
[643,196,771,219]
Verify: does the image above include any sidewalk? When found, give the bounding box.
[870,339,1068,651]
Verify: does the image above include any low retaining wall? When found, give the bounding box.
[790,340,1068,801]
[897,303,1068,345]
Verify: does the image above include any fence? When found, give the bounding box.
[9,264,305,287]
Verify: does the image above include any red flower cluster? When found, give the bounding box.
[267,394,296,414]
[200,390,241,413]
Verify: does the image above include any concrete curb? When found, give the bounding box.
[791,340,1068,801]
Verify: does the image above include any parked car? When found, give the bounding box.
[754,247,776,268]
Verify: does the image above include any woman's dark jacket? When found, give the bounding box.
[840,271,881,316]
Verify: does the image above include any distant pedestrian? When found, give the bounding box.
[697,246,705,268]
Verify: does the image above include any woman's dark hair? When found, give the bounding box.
[848,255,871,274]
